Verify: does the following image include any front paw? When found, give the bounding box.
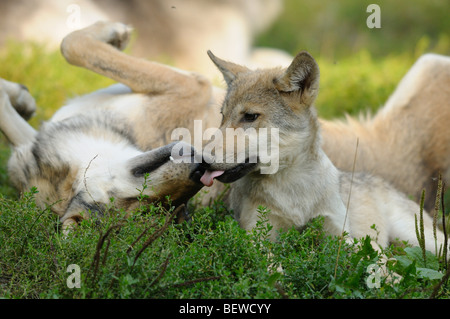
[1,80,36,120]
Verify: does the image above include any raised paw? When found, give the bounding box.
[0,79,36,120]
[88,21,133,51]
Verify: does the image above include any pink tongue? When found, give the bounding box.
[200,170,225,187]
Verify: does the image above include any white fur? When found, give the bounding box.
[230,128,349,239]
[61,134,142,203]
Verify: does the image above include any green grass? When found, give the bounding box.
[1,189,449,299]
[256,0,450,61]
[315,50,414,119]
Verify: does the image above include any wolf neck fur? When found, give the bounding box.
[234,116,346,234]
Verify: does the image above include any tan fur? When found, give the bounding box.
[200,51,447,255]
[60,22,222,143]
[321,53,450,210]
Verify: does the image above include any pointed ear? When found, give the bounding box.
[274,51,320,105]
[207,50,250,86]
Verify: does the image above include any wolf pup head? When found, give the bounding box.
[200,50,320,186]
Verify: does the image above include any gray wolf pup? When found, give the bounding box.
[0,22,213,232]
[199,50,447,253]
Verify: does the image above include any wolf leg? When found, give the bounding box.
[0,79,37,146]
[60,21,211,97]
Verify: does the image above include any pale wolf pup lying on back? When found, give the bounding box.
[0,22,210,233]
[200,50,447,253]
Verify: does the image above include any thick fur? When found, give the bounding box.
[321,53,450,211]
[1,22,217,232]
[1,21,449,239]
[201,51,447,254]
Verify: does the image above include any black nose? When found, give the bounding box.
[189,163,206,184]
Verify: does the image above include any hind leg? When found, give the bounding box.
[59,21,218,145]
[60,21,211,98]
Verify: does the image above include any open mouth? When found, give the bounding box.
[200,161,257,187]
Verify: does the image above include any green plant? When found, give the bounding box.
[1,187,450,299]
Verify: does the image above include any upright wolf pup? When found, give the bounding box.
[200,50,447,253]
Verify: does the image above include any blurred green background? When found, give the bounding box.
[257,0,449,60]
[255,0,449,118]
[0,0,449,197]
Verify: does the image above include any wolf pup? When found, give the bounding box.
[0,22,210,233]
[200,50,447,253]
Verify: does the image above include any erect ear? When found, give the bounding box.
[207,50,250,86]
[274,51,320,106]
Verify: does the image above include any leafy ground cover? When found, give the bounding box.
[1,187,449,299]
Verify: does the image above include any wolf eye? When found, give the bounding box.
[242,113,259,122]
